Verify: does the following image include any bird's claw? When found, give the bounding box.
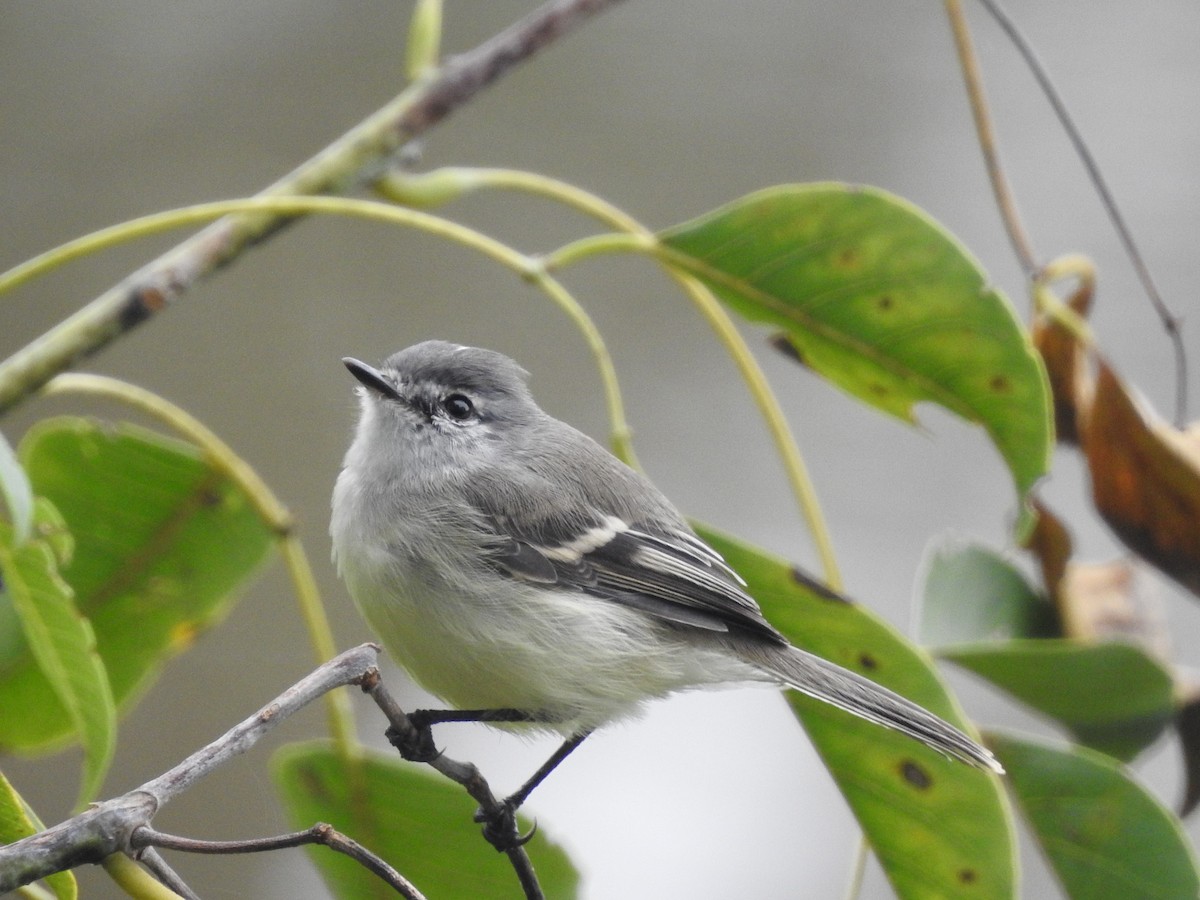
[384,720,441,764]
[474,799,537,852]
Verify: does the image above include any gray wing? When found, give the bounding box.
[483,508,787,643]
[462,414,786,642]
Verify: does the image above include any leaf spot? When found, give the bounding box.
[858,652,878,670]
[958,868,978,885]
[900,759,933,790]
[876,294,894,311]
[989,374,1012,393]
[768,333,806,366]
[299,762,332,803]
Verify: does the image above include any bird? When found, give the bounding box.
[330,340,1000,848]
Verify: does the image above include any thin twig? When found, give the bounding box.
[944,0,1038,276]
[361,671,546,900]
[134,825,427,900]
[0,0,627,414]
[0,645,379,894]
[966,0,1188,423]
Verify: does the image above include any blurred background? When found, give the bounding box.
[2,1,1198,897]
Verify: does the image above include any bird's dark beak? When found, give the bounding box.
[343,357,404,402]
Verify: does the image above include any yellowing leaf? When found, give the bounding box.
[2,418,273,753]
[697,526,1015,900]
[658,184,1052,507]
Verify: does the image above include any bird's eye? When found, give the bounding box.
[442,393,475,421]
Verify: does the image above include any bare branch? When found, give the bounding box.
[140,645,378,804]
[134,824,427,900]
[0,0,627,414]
[361,671,546,900]
[0,645,379,894]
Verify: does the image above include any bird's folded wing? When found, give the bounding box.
[486,510,785,642]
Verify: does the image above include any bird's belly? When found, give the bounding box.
[346,562,757,733]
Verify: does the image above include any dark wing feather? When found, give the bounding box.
[486,512,786,643]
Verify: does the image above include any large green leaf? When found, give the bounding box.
[659,184,1052,505]
[0,417,273,752]
[697,526,1015,899]
[0,500,114,805]
[273,741,579,900]
[941,640,1173,762]
[0,767,78,899]
[990,731,1200,898]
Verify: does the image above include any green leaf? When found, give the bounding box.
[918,542,1059,647]
[272,741,580,900]
[696,525,1015,899]
[0,417,273,753]
[990,731,1200,898]
[0,427,33,543]
[942,640,1173,762]
[0,768,78,899]
[659,184,1052,506]
[0,501,114,806]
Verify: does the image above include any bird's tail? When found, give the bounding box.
[738,642,1002,773]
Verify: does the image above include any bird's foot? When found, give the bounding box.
[474,797,537,853]
[385,710,442,764]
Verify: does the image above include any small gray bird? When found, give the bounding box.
[331,340,1000,842]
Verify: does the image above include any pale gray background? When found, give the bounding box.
[3,2,1198,898]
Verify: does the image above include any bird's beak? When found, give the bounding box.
[342,357,404,402]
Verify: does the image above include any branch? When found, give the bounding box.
[134,824,428,900]
[0,645,380,894]
[0,0,626,414]
[361,672,546,900]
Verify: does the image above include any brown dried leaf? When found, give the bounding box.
[1022,497,1072,600]
[1031,273,1093,446]
[1080,360,1200,599]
